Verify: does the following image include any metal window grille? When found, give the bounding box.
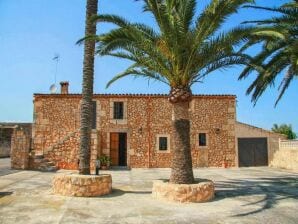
[199,133,207,146]
[159,137,168,151]
[113,102,124,119]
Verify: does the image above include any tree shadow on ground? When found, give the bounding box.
[0,192,13,198]
[100,188,152,198]
[0,169,21,177]
[214,175,298,217]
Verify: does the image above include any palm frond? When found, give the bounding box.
[106,64,168,88]
[275,66,295,106]
[85,0,257,91]
[238,1,298,105]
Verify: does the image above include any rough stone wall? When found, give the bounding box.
[270,140,298,171]
[270,148,298,171]
[0,128,13,157]
[33,94,236,169]
[95,96,235,168]
[11,126,32,169]
[33,96,80,170]
[33,96,99,172]
[235,122,286,166]
[191,98,236,167]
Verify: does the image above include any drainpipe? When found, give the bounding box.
[147,96,152,168]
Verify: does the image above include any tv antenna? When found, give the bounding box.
[49,53,60,93]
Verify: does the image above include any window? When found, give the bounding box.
[156,134,170,152]
[113,102,124,119]
[159,137,168,151]
[199,133,207,147]
[92,101,97,129]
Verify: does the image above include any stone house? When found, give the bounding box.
[10,82,287,172]
[31,82,236,171]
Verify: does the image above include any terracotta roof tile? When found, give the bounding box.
[34,93,236,98]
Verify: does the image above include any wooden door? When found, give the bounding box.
[118,133,127,166]
[110,133,119,166]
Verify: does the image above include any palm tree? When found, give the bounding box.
[79,0,98,175]
[92,0,253,184]
[239,1,298,106]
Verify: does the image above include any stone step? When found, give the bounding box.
[39,161,56,167]
[45,162,55,166]
[42,158,50,163]
[39,165,57,172]
[34,155,44,160]
[34,158,44,163]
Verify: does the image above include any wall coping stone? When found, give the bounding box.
[34,93,236,99]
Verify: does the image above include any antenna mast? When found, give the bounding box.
[49,53,60,94]
[53,53,60,84]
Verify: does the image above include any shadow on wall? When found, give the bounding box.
[215,175,298,217]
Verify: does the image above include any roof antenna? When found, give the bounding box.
[50,53,60,93]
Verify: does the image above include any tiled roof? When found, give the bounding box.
[0,122,32,129]
[236,121,286,137]
[34,93,236,98]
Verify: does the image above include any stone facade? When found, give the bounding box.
[32,93,236,169]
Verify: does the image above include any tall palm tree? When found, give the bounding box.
[92,0,253,184]
[239,1,298,106]
[79,0,98,175]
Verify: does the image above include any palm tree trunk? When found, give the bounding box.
[79,0,98,175]
[169,88,195,184]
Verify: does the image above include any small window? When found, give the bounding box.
[159,137,168,151]
[113,102,124,119]
[199,133,207,147]
[92,101,97,129]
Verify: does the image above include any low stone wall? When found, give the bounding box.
[0,128,13,157]
[52,174,112,197]
[152,179,214,203]
[11,127,32,169]
[270,149,298,171]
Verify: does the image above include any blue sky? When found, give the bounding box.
[0,0,297,133]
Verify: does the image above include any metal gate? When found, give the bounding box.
[238,138,268,167]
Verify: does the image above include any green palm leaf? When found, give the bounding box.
[239,1,298,106]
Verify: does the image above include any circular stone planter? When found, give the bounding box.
[152,179,214,203]
[52,173,112,197]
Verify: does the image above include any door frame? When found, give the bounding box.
[107,128,130,167]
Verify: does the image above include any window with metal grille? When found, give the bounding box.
[92,101,97,129]
[199,133,207,146]
[113,102,124,119]
[159,137,168,151]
